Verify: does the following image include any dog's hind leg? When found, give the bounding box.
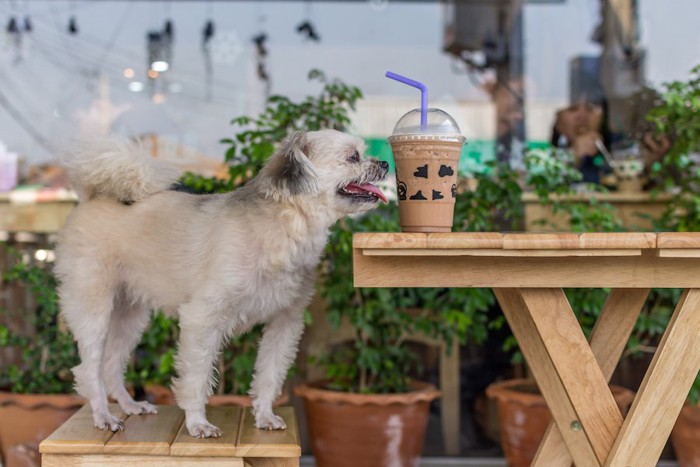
[103,296,157,416]
[172,301,225,438]
[61,282,123,431]
[250,306,305,430]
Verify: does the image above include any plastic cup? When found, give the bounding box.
[388,108,465,232]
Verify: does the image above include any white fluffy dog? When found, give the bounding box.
[55,130,388,437]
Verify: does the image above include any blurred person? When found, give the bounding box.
[551,99,610,184]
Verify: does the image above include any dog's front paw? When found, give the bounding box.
[93,413,124,432]
[255,412,287,431]
[120,400,158,416]
[188,421,222,438]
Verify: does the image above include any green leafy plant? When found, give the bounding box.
[181,69,362,194]
[0,253,79,394]
[127,311,179,388]
[646,65,700,405]
[320,205,487,393]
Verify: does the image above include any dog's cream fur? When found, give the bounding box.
[55,130,387,437]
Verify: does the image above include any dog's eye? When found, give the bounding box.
[349,151,360,163]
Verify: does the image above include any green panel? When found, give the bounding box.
[364,137,549,175]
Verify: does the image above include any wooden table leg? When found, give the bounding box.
[494,288,623,466]
[605,288,700,467]
[532,288,650,466]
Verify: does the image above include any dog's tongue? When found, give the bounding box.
[346,183,388,203]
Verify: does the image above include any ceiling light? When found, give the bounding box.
[151,61,169,72]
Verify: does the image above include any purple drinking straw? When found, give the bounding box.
[385,71,427,131]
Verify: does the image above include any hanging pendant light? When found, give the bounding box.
[203,20,215,46]
[6,17,18,34]
[68,16,78,35]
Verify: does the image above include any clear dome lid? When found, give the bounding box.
[391,108,464,140]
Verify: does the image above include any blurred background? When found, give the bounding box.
[1,0,698,178]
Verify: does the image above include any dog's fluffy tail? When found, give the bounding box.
[61,136,180,203]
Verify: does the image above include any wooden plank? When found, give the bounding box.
[503,233,581,250]
[353,233,660,251]
[494,288,602,466]
[352,253,700,288]
[515,288,624,463]
[170,406,241,457]
[426,232,504,249]
[104,405,183,455]
[245,459,299,467]
[533,289,649,466]
[42,453,243,466]
[362,248,642,257]
[40,404,125,454]
[236,407,301,458]
[606,289,700,467]
[657,232,700,249]
[579,232,656,249]
[352,233,427,249]
[657,249,700,258]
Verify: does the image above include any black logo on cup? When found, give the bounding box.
[410,190,427,200]
[432,190,444,200]
[413,165,428,178]
[397,181,407,201]
[439,165,454,177]
[451,184,457,198]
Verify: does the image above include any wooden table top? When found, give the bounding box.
[353,232,700,252]
[352,232,700,288]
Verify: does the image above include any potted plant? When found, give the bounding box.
[671,375,700,466]
[646,64,700,466]
[0,251,84,467]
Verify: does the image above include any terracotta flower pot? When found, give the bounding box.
[0,392,85,467]
[671,404,700,466]
[295,381,441,467]
[486,379,634,467]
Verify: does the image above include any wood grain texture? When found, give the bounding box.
[494,288,601,466]
[40,404,125,454]
[657,232,700,249]
[606,289,700,467]
[236,407,301,458]
[41,453,244,466]
[352,233,427,249]
[502,233,582,250]
[517,288,625,463]
[532,289,649,466]
[104,406,184,455]
[658,249,700,258]
[361,248,642,257]
[170,406,242,457]
[244,459,299,467]
[579,232,656,249]
[426,232,504,249]
[353,253,700,288]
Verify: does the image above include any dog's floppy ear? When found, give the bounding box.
[260,131,319,199]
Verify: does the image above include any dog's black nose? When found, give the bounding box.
[379,161,389,170]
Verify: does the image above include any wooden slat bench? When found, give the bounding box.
[39,404,300,466]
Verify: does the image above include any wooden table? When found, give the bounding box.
[353,232,700,467]
[39,404,301,466]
